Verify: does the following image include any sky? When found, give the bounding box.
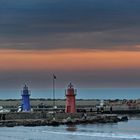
[0,0,140,98]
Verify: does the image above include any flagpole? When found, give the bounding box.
[53,74,55,108]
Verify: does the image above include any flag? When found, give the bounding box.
[53,74,56,79]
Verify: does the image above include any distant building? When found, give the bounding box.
[65,83,77,113]
[21,85,31,112]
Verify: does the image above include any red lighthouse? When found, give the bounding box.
[65,83,77,113]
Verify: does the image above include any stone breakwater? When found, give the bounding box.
[0,112,128,127]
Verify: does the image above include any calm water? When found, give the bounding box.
[0,88,140,99]
[0,118,140,140]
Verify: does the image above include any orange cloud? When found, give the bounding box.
[0,49,140,72]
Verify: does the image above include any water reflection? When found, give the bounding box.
[66,125,77,132]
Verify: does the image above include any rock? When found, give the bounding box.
[5,123,15,127]
[48,120,60,126]
[120,116,128,121]
[0,114,128,127]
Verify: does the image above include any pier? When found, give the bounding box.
[0,112,128,127]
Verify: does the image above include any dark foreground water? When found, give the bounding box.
[0,118,140,140]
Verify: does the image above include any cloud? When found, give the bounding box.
[0,68,140,89]
[0,0,140,50]
[0,49,140,71]
[1,27,140,51]
[0,49,139,89]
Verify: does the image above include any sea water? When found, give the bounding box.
[0,118,140,140]
[0,88,140,99]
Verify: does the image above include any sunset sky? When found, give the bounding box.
[0,0,140,98]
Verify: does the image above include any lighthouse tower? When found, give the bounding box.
[65,83,77,113]
[21,85,31,112]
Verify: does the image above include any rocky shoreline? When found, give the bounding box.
[0,112,128,127]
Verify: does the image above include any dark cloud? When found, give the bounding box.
[0,0,140,50]
[0,68,140,89]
